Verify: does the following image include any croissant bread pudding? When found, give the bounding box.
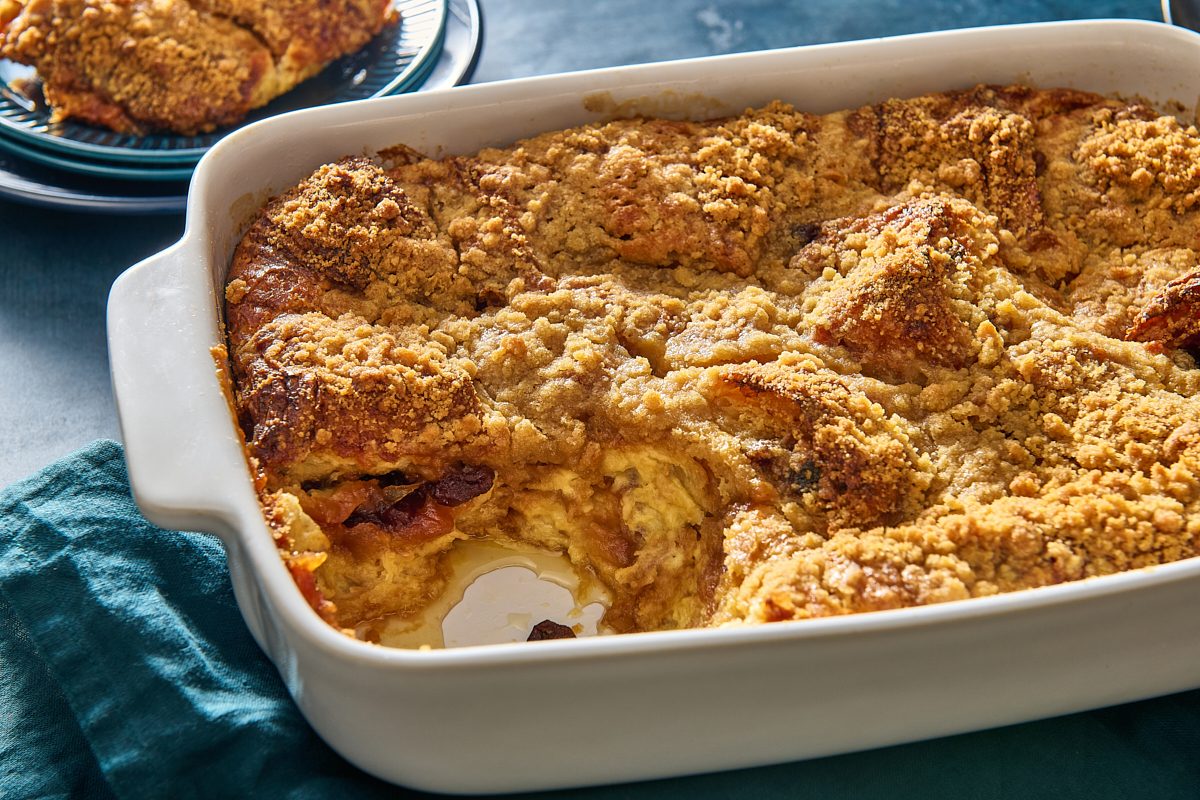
[0,0,396,135]
[224,85,1200,646]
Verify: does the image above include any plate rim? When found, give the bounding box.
[0,135,195,182]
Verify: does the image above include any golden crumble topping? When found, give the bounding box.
[0,0,395,134]
[1078,109,1200,213]
[224,85,1200,641]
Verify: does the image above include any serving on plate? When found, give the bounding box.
[0,0,446,186]
[0,0,479,211]
[0,0,401,135]
[109,21,1200,793]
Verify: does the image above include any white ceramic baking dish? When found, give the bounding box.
[108,20,1200,794]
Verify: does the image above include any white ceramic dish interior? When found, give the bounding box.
[109,20,1200,794]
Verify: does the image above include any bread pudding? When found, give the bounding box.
[223,85,1200,645]
[0,0,395,135]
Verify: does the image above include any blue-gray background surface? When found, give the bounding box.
[0,0,1164,488]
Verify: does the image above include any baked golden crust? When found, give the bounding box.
[0,0,394,135]
[225,86,1200,640]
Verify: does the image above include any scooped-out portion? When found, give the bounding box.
[225,85,1200,647]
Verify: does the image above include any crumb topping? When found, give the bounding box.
[224,85,1200,637]
[1078,110,1200,214]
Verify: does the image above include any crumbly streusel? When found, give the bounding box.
[225,85,1200,640]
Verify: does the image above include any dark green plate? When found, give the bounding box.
[0,136,195,182]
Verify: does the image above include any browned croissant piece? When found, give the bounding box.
[0,0,396,135]
[224,85,1200,644]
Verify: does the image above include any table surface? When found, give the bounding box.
[0,0,1167,488]
[2,1,1195,796]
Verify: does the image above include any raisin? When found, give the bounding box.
[345,489,426,528]
[431,464,495,506]
[527,620,577,641]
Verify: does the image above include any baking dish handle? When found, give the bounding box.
[107,241,250,537]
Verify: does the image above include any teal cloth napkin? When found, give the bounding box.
[2,440,1198,799]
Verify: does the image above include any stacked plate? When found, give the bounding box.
[0,0,481,213]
